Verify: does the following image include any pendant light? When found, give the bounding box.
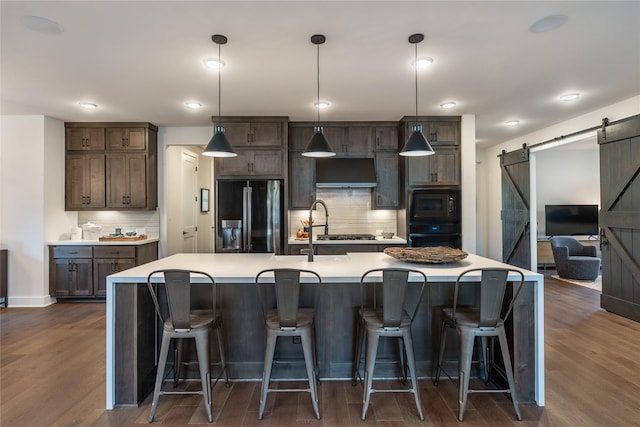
[302,34,336,158]
[203,34,237,158]
[400,33,435,157]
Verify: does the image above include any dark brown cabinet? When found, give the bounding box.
[65,153,106,209]
[106,127,147,150]
[106,153,148,208]
[407,147,460,186]
[216,149,283,177]
[375,126,399,150]
[221,121,283,147]
[49,246,93,297]
[66,127,105,150]
[289,155,315,209]
[49,242,158,299]
[214,117,288,179]
[400,116,461,188]
[93,246,137,296]
[65,122,158,211]
[374,152,400,209]
[342,126,373,156]
[288,242,406,255]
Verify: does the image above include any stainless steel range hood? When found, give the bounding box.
[315,158,377,188]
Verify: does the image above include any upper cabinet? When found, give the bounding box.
[66,127,105,151]
[400,116,461,189]
[64,122,158,211]
[214,117,288,179]
[106,127,147,150]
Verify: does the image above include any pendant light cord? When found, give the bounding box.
[218,41,222,125]
[316,42,320,125]
[414,42,418,126]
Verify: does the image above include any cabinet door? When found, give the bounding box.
[289,126,314,152]
[344,127,374,156]
[407,147,460,186]
[216,151,253,175]
[52,259,93,296]
[427,121,459,146]
[251,122,282,147]
[66,128,105,150]
[222,123,252,147]
[252,150,283,175]
[107,128,147,150]
[375,126,399,151]
[374,152,399,209]
[106,153,148,208]
[94,258,135,296]
[323,126,346,154]
[289,154,315,209]
[66,154,106,210]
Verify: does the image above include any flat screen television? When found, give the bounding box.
[545,204,599,237]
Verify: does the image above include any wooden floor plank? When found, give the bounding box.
[2,276,640,426]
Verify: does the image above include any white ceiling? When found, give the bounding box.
[2,1,639,148]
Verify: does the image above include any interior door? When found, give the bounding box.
[181,151,198,253]
[500,147,531,269]
[598,115,640,321]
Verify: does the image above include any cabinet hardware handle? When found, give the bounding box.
[69,251,78,254]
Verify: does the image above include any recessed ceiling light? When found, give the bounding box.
[530,14,568,33]
[185,102,203,109]
[412,57,433,69]
[559,92,581,101]
[314,101,330,110]
[505,120,520,126]
[78,102,98,110]
[203,58,225,69]
[20,15,64,35]
[440,102,456,109]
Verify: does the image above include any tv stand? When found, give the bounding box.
[537,236,600,270]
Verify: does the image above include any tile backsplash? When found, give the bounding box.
[77,211,160,237]
[288,189,397,237]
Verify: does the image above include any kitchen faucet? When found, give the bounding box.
[307,199,329,262]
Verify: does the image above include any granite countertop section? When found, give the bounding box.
[288,236,407,245]
[48,237,159,246]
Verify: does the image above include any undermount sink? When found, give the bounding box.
[270,254,350,262]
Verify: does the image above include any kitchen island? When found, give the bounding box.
[105,252,544,409]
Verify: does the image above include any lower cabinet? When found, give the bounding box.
[288,242,405,255]
[49,242,158,299]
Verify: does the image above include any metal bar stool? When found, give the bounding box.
[433,267,525,421]
[352,268,427,421]
[255,268,322,420]
[146,269,229,423]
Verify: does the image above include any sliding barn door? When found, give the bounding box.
[501,147,531,269]
[599,115,640,322]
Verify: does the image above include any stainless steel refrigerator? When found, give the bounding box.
[217,180,284,254]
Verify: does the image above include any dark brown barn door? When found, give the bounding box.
[500,147,531,269]
[599,115,640,322]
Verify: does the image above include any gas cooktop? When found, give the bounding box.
[316,234,376,241]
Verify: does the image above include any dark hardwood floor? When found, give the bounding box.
[2,276,640,426]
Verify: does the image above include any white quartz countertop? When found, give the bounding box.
[288,236,407,245]
[48,237,159,246]
[107,252,541,284]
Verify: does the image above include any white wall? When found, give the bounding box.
[1,115,74,306]
[477,95,640,261]
[535,147,600,237]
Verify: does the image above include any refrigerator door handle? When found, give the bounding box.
[243,186,252,251]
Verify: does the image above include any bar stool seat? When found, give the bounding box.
[255,268,322,421]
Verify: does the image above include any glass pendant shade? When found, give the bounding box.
[303,126,336,158]
[399,124,435,156]
[203,125,236,157]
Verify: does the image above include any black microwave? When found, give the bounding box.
[409,189,460,222]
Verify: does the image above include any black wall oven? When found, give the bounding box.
[408,189,461,248]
